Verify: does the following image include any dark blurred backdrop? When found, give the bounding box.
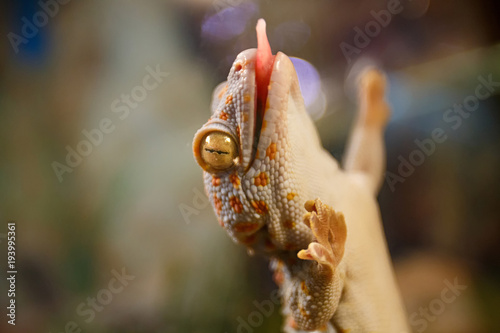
[0,0,499,332]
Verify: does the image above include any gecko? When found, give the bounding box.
[192,19,410,333]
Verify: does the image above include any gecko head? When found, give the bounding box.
[192,20,314,250]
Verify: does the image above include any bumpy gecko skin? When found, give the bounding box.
[193,20,409,333]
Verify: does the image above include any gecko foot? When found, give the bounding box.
[297,199,347,270]
[359,69,390,128]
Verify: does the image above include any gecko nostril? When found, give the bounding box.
[234,63,242,72]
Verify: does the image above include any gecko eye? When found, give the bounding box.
[200,131,238,171]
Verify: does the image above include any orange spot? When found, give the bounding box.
[300,281,309,295]
[251,200,268,214]
[273,271,284,285]
[213,194,222,215]
[266,142,277,160]
[225,95,233,105]
[212,177,221,187]
[273,267,284,286]
[229,173,240,188]
[283,220,295,229]
[236,125,240,139]
[262,119,267,131]
[234,63,242,72]
[286,317,299,330]
[255,150,259,159]
[299,306,310,319]
[286,192,296,201]
[254,172,269,186]
[244,94,251,103]
[233,222,260,233]
[243,113,249,122]
[220,111,228,120]
[229,196,243,213]
[217,218,224,227]
[218,85,228,99]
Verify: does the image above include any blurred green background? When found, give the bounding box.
[0,0,499,332]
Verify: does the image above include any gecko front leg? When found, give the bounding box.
[278,199,347,332]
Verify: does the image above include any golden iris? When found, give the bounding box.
[200,132,238,170]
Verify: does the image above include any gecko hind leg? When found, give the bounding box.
[343,69,390,195]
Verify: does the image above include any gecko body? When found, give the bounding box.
[193,20,409,332]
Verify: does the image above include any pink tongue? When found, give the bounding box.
[255,19,274,112]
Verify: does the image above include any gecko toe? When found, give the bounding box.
[300,199,347,269]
